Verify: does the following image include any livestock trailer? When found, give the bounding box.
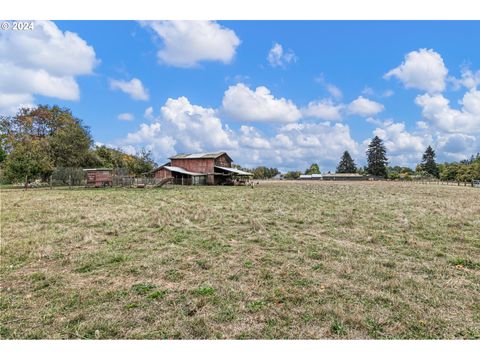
[83,168,113,187]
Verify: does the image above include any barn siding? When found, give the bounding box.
[214,154,232,167]
[154,168,172,179]
[152,153,234,185]
[171,158,215,174]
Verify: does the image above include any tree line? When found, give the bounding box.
[0,105,156,184]
[283,136,480,182]
[1,105,479,184]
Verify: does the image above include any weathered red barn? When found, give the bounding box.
[151,152,252,185]
[83,168,113,187]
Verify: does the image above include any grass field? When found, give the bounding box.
[1,181,479,339]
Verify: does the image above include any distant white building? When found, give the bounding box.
[299,174,322,180]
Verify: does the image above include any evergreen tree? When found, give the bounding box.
[366,136,388,177]
[419,145,439,178]
[336,151,357,173]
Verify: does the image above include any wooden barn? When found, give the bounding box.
[151,152,252,185]
[83,168,113,187]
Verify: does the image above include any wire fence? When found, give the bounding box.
[413,179,480,188]
[2,166,479,189]
[1,167,175,190]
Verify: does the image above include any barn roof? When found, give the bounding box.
[214,166,253,176]
[169,152,231,161]
[164,166,206,176]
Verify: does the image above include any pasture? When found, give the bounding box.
[1,181,479,339]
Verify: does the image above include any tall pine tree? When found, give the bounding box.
[366,136,388,177]
[419,145,439,178]
[336,151,357,173]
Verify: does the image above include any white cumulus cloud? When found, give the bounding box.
[415,88,480,134]
[0,20,98,114]
[142,21,240,68]
[436,133,478,161]
[222,83,302,123]
[384,48,448,93]
[120,96,238,159]
[116,95,362,171]
[348,96,385,117]
[449,66,480,91]
[110,78,149,101]
[302,99,344,121]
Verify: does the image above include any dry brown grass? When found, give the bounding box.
[1,181,479,339]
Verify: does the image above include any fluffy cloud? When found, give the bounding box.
[436,133,478,160]
[0,20,98,113]
[226,122,359,170]
[118,113,135,121]
[0,93,35,115]
[120,96,237,159]
[117,95,361,171]
[110,78,149,101]
[348,96,385,116]
[222,83,302,123]
[239,126,271,149]
[364,121,431,167]
[302,99,344,121]
[384,49,448,93]
[142,21,240,68]
[373,122,429,155]
[415,88,480,133]
[267,43,297,68]
[450,66,480,90]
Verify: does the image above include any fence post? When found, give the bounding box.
[24,174,28,191]
[69,174,72,190]
[50,175,52,190]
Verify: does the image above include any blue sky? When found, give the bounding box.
[1,21,479,171]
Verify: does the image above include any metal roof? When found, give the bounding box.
[214,166,253,176]
[322,173,364,177]
[83,168,113,171]
[164,166,206,176]
[169,152,229,160]
[299,174,322,179]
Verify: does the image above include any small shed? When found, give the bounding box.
[83,168,113,187]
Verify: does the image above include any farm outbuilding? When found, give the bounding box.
[151,152,253,185]
[321,173,367,181]
[298,173,368,181]
[83,168,113,187]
